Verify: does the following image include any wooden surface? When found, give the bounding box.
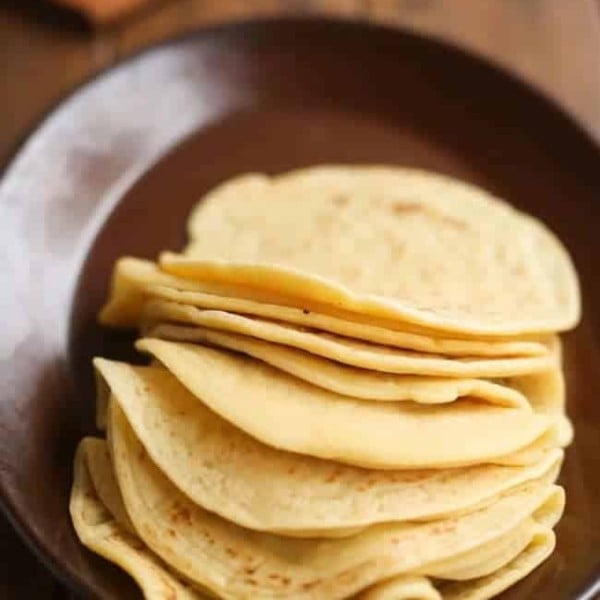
[0,1,599,598]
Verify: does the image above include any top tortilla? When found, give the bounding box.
[163,166,579,336]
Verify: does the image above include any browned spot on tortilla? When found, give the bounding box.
[244,567,257,575]
[365,476,380,488]
[302,308,310,315]
[168,528,176,537]
[226,547,238,558]
[244,577,259,586]
[432,521,457,535]
[391,202,423,215]
[171,507,192,525]
[128,537,146,551]
[333,195,348,207]
[325,468,341,483]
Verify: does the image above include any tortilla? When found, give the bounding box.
[358,576,443,600]
[168,166,579,336]
[124,342,556,469]
[84,436,135,534]
[414,521,537,581]
[443,528,555,600]
[100,257,550,357]
[142,302,556,378]
[95,357,562,536]
[148,284,550,358]
[109,399,564,599]
[361,526,555,600]
[147,324,558,412]
[76,164,578,599]
[70,438,206,600]
[146,325,573,448]
[73,437,560,600]
[99,257,220,329]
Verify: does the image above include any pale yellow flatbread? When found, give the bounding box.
[78,164,577,600]
[94,366,111,430]
[142,302,556,378]
[95,356,562,537]
[170,166,579,336]
[440,527,556,599]
[357,575,443,600]
[70,438,206,600]
[145,324,573,447]
[73,436,559,600]
[414,521,536,581]
[148,284,550,358]
[146,324,559,412]
[357,486,562,598]
[109,399,564,599]
[100,257,550,355]
[360,527,555,600]
[366,490,561,599]
[126,342,557,469]
[84,436,135,534]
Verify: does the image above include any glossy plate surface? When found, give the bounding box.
[1,18,599,599]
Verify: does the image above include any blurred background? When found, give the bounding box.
[1,0,599,598]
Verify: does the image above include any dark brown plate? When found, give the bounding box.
[1,18,599,599]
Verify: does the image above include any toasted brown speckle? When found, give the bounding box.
[325,469,340,483]
[392,202,422,215]
[131,539,146,551]
[170,507,192,525]
[432,521,457,534]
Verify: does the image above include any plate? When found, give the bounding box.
[1,18,599,599]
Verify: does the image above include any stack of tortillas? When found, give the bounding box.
[71,166,580,599]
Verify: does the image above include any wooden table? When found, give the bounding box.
[1,1,599,598]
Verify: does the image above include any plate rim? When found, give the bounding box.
[0,15,598,598]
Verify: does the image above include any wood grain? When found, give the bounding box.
[0,1,598,598]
